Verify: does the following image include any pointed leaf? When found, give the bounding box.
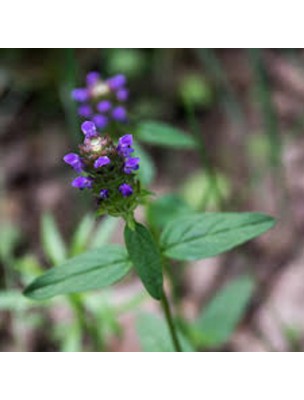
[161,212,275,260]
[41,213,67,265]
[137,121,196,149]
[24,245,131,300]
[124,223,163,300]
[193,276,255,348]
[136,313,194,352]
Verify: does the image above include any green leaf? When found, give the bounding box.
[0,223,21,262]
[124,223,163,300]
[181,171,231,211]
[89,216,118,249]
[23,245,131,300]
[161,212,275,261]
[41,213,67,265]
[136,121,196,149]
[133,141,156,185]
[147,194,194,231]
[136,313,194,352]
[70,214,95,256]
[179,74,214,108]
[192,276,255,348]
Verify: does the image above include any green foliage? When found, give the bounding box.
[147,194,193,231]
[137,121,196,149]
[41,213,67,265]
[106,49,146,77]
[192,276,255,348]
[124,223,163,300]
[181,171,231,210]
[23,245,132,300]
[0,223,21,262]
[136,313,194,352]
[70,214,95,256]
[161,212,275,261]
[88,216,118,249]
[179,74,214,108]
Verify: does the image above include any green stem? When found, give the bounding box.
[161,290,182,352]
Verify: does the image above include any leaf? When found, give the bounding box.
[0,223,21,262]
[136,313,194,352]
[147,194,194,231]
[161,212,275,261]
[192,276,255,348]
[181,171,231,211]
[89,216,118,249]
[23,245,131,300]
[41,213,67,265]
[133,141,156,185]
[124,223,163,300]
[0,290,32,311]
[136,121,196,149]
[70,214,95,256]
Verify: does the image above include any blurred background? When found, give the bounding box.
[0,48,303,352]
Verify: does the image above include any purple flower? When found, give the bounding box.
[119,134,133,147]
[116,88,129,102]
[78,104,93,118]
[63,153,84,173]
[112,106,127,122]
[119,183,133,197]
[124,157,140,174]
[72,176,93,190]
[71,88,89,102]
[99,189,109,199]
[81,121,97,138]
[107,74,126,90]
[117,134,134,157]
[94,156,111,169]
[92,114,108,129]
[86,71,100,86]
[97,100,112,113]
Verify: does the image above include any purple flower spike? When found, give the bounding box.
[92,114,108,129]
[86,71,100,86]
[81,121,97,138]
[107,74,126,90]
[71,88,89,102]
[63,153,84,173]
[94,156,111,169]
[124,157,140,174]
[78,104,93,118]
[116,88,129,102]
[72,176,93,190]
[99,189,109,199]
[112,106,127,122]
[119,183,133,197]
[97,100,112,113]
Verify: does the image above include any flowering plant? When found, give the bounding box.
[23,71,276,352]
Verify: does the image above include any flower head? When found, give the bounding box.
[71,71,129,132]
[64,122,144,219]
